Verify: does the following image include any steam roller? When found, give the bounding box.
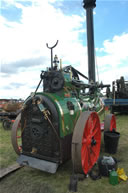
[11,0,116,175]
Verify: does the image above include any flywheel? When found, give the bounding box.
[11,113,22,155]
[104,114,116,132]
[72,111,101,174]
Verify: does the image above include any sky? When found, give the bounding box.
[0,0,128,99]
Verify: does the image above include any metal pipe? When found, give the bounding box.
[83,0,96,83]
[46,40,59,70]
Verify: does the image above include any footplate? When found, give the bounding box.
[17,154,58,174]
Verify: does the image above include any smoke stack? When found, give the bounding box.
[83,0,96,83]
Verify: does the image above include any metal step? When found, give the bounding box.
[17,154,58,174]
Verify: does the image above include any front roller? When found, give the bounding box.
[72,111,101,174]
[104,114,116,132]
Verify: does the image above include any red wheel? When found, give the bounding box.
[104,114,116,132]
[11,113,22,155]
[72,111,101,174]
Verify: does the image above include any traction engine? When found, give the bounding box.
[11,0,116,174]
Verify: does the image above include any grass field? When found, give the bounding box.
[0,113,128,193]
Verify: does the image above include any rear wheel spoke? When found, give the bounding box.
[104,114,116,132]
[72,111,101,175]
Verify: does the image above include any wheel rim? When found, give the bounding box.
[104,114,116,132]
[72,111,101,174]
[110,115,116,131]
[11,113,22,155]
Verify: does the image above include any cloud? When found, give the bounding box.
[1,56,48,74]
[0,67,43,99]
[96,33,128,85]
[103,33,128,60]
[0,0,128,99]
[0,0,86,99]
[0,0,85,71]
[3,82,26,90]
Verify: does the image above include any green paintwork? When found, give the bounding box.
[34,70,104,138]
[37,92,80,138]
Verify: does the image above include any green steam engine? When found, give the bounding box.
[11,0,115,175]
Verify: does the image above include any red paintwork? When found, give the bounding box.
[81,112,101,174]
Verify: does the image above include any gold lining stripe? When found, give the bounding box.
[54,99,65,133]
[45,94,65,133]
[75,99,82,113]
[97,98,104,114]
[44,93,65,133]
[74,111,80,127]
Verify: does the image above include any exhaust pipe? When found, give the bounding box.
[83,0,96,83]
